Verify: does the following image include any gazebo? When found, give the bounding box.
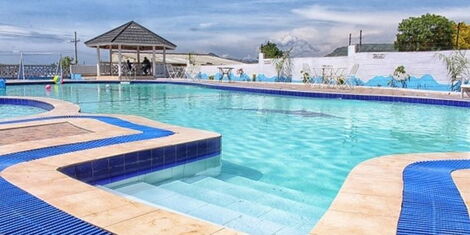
[85,21,176,79]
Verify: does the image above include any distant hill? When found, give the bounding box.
[326,44,397,57]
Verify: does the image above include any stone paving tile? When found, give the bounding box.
[0,122,91,145]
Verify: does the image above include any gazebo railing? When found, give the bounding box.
[98,62,167,77]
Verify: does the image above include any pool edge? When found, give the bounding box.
[310,153,470,235]
[0,97,238,235]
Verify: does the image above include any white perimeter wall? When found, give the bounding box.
[200,46,470,85]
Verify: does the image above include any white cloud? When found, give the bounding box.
[292,5,470,26]
[199,23,216,29]
[0,24,70,42]
[273,27,320,43]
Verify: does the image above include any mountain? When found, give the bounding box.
[275,35,320,57]
[326,43,396,57]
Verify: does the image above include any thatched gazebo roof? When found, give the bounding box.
[85,21,176,51]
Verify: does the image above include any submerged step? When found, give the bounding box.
[114,181,302,234]
[191,177,324,220]
[220,175,332,208]
[159,180,312,228]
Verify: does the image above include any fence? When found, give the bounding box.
[0,64,69,79]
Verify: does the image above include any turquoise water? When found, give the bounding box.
[5,83,470,234]
[0,104,45,119]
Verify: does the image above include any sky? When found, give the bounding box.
[1,0,470,64]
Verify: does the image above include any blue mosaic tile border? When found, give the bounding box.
[0,97,54,111]
[398,160,470,234]
[60,137,221,185]
[137,81,470,108]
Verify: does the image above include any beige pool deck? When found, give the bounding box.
[1,81,470,234]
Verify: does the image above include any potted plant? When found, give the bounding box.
[273,48,293,82]
[388,65,410,88]
[300,70,310,83]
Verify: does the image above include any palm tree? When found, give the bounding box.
[437,51,470,91]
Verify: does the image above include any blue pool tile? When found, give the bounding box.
[75,162,92,179]
[92,169,109,179]
[138,150,152,162]
[151,148,164,166]
[92,158,109,172]
[197,141,208,155]
[109,155,125,167]
[124,152,139,165]
[164,146,176,164]
[108,166,125,177]
[125,162,141,172]
[186,142,199,158]
[176,144,187,161]
[60,166,76,177]
[137,158,151,168]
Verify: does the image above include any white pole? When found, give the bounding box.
[118,44,122,79]
[152,46,156,78]
[137,46,140,75]
[163,47,167,78]
[18,52,23,80]
[96,47,101,77]
[56,54,60,76]
[59,54,63,79]
[109,46,113,76]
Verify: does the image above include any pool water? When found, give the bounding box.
[0,104,45,119]
[5,83,470,234]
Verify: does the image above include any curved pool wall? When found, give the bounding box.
[2,80,469,233]
[0,97,53,119]
[0,97,54,111]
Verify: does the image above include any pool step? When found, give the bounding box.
[191,177,324,220]
[219,175,331,208]
[115,182,305,234]
[159,180,312,228]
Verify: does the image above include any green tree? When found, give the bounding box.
[260,41,283,58]
[395,14,455,51]
[60,56,74,69]
[453,22,470,49]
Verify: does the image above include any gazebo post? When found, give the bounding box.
[152,46,156,78]
[109,45,113,76]
[96,47,101,77]
[118,44,122,79]
[137,46,140,76]
[163,47,167,77]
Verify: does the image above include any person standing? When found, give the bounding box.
[142,57,151,75]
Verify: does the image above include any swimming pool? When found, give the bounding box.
[4,83,470,234]
[0,104,45,119]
